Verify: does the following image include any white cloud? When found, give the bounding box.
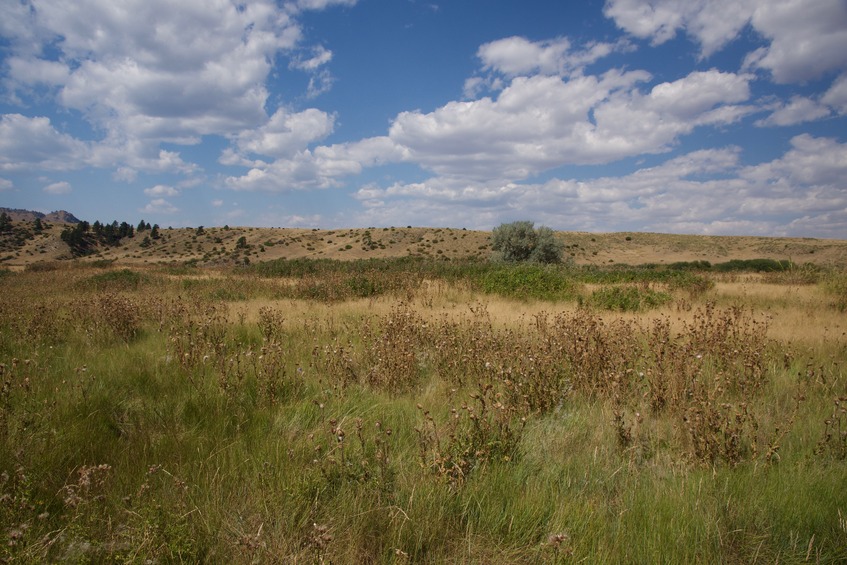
[232,108,335,159]
[0,178,14,191]
[352,138,847,238]
[756,96,831,126]
[604,0,756,56]
[211,199,224,207]
[90,145,199,178]
[605,0,847,83]
[388,69,749,178]
[746,0,847,83]
[0,0,323,175]
[225,136,407,191]
[477,36,621,78]
[5,56,70,88]
[644,70,750,118]
[822,74,847,114]
[144,184,179,198]
[225,66,752,193]
[1,0,363,182]
[291,0,357,11]
[290,45,333,71]
[225,149,361,191]
[261,213,323,228]
[305,70,335,98]
[0,114,89,171]
[47,1,298,138]
[478,36,573,77]
[43,181,72,194]
[462,76,486,99]
[177,177,203,190]
[741,134,847,187]
[113,167,138,182]
[140,198,179,215]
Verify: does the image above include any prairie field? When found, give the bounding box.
[1,255,846,563]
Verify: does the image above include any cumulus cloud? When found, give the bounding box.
[225,64,752,193]
[225,136,407,191]
[305,70,335,99]
[290,45,333,71]
[43,181,72,194]
[90,146,199,178]
[354,148,745,229]
[0,0,348,175]
[389,69,750,178]
[742,134,847,187]
[478,36,628,78]
[13,1,301,142]
[140,198,179,215]
[0,114,89,171]
[0,178,12,191]
[224,151,355,191]
[605,0,847,83]
[231,108,335,159]
[352,137,847,238]
[466,36,627,97]
[822,74,847,114]
[756,96,831,126]
[144,184,179,198]
[289,45,336,98]
[5,56,70,89]
[604,0,756,56]
[745,0,847,83]
[291,0,357,11]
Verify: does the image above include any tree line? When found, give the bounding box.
[61,219,160,256]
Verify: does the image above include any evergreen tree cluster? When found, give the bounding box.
[61,218,159,256]
[0,212,12,233]
[0,212,53,252]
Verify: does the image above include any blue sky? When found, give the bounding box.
[1,0,846,237]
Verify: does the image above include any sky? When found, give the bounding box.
[1,0,846,237]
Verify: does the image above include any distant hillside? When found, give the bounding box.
[0,208,847,269]
[0,207,80,223]
[0,212,845,269]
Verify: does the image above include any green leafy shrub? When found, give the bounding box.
[589,285,671,311]
[712,259,792,272]
[345,275,381,298]
[665,271,715,297]
[823,270,847,311]
[480,264,579,301]
[82,269,147,291]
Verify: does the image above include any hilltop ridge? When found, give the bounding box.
[1,213,846,269]
[0,207,81,224]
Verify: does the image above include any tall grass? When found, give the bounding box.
[1,261,845,563]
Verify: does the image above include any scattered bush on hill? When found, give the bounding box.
[490,221,564,264]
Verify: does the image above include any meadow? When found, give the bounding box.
[1,257,846,563]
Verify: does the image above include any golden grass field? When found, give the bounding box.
[1,218,846,562]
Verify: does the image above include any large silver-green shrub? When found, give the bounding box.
[490,221,564,263]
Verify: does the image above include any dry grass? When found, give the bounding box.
[3,219,847,269]
[2,255,846,563]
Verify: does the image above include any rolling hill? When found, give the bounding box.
[1,210,845,269]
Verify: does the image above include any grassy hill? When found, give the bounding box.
[2,219,846,269]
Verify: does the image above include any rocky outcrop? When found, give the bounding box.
[0,208,81,223]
